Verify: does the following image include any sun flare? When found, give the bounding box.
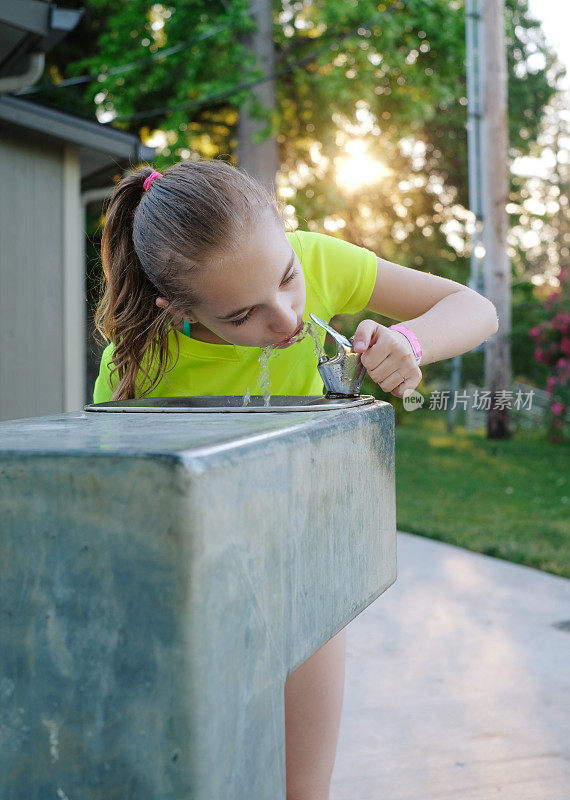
[335,139,390,193]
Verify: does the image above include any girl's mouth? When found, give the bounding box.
[275,322,304,348]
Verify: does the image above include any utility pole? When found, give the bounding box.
[480,0,512,439]
[462,0,511,437]
[237,0,280,195]
[450,0,486,434]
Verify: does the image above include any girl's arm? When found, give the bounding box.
[360,256,499,366]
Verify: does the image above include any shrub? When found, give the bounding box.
[528,268,570,443]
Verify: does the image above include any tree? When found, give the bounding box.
[237,0,280,192]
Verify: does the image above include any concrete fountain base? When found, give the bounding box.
[0,401,396,799]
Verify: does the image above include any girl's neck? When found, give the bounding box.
[176,321,228,346]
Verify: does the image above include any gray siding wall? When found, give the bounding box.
[0,132,65,421]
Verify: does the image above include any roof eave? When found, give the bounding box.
[0,94,155,162]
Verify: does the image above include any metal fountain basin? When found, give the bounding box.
[84,394,376,413]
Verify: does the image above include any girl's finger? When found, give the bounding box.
[391,371,422,398]
[368,360,422,395]
[392,380,411,399]
[352,320,380,353]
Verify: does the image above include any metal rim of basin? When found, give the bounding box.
[84,395,376,413]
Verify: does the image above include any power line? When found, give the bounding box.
[15,0,268,95]
[108,3,402,124]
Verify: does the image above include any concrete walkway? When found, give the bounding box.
[331,531,570,800]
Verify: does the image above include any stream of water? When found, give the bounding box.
[304,319,326,360]
[242,319,325,407]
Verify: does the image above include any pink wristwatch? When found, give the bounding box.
[389,323,422,364]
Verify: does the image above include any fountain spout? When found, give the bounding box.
[309,313,367,398]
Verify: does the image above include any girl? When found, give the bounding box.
[94,159,498,799]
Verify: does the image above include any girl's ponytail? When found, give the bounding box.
[95,167,179,400]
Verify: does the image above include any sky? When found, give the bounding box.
[510,1,570,184]
[527,0,570,88]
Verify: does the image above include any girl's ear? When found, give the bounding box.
[156,296,196,323]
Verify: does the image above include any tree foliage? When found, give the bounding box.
[34,1,559,263]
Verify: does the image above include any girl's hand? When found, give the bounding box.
[352,320,422,399]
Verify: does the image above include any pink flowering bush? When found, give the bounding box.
[528,268,570,442]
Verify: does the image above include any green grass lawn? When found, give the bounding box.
[394,408,570,578]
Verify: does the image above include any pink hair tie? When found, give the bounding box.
[143,170,163,191]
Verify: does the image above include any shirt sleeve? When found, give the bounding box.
[290,231,378,318]
[92,343,116,403]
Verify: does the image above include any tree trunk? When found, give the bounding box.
[237,0,280,196]
[480,0,512,439]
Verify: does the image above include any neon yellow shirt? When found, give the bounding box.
[92,230,378,402]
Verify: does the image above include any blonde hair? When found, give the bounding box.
[95,159,282,400]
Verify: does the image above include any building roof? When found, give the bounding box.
[0,2,155,186]
[0,94,156,183]
[0,0,83,79]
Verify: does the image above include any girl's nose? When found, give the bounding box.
[270,304,298,335]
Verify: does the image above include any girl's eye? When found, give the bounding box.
[230,268,298,326]
[231,310,253,327]
[282,268,297,285]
